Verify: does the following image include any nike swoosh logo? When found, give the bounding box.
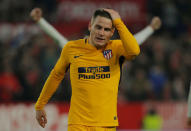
[74,55,83,58]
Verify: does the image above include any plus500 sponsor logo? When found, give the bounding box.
[78,66,110,79]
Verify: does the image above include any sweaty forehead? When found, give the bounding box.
[92,16,113,28]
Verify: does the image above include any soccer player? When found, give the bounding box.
[30,8,162,47]
[35,8,140,130]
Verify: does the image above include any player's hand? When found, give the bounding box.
[103,8,121,20]
[187,117,191,129]
[36,109,47,128]
[30,8,42,22]
[150,16,162,30]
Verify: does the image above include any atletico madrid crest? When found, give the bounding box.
[103,49,112,60]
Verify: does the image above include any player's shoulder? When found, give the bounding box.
[110,39,121,44]
[109,39,122,47]
[64,39,85,48]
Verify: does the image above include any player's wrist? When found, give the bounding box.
[113,18,123,26]
[149,24,156,31]
[35,103,44,111]
[148,25,155,31]
[37,17,44,23]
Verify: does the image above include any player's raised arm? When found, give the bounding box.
[134,17,162,45]
[30,8,68,48]
[104,8,140,58]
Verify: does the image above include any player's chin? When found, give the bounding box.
[95,42,107,48]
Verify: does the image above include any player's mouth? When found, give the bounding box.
[95,37,105,42]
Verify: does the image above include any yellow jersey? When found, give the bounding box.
[35,19,140,126]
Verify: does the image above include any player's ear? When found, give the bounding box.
[88,22,91,32]
[111,28,115,36]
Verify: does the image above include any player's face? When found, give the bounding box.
[89,16,114,48]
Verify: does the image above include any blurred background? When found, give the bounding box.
[0,0,190,130]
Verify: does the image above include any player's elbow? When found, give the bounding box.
[132,46,140,56]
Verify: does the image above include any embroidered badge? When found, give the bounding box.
[103,49,112,60]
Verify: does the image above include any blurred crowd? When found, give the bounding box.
[0,0,190,102]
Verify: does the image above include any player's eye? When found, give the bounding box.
[104,28,111,32]
[95,25,102,30]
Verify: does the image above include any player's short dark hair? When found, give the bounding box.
[92,8,112,21]
[91,8,113,27]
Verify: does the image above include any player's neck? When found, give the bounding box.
[88,37,106,50]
